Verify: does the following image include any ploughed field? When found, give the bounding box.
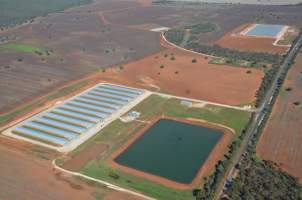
[114,119,223,184]
[257,52,302,182]
[0,0,161,113]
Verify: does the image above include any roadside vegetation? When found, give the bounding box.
[225,159,302,200]
[196,33,302,200]
[164,21,218,47]
[0,0,91,29]
[186,43,279,64]
[194,114,254,200]
[209,57,268,68]
[184,22,217,35]
[222,93,302,200]
[68,95,251,200]
[164,28,185,46]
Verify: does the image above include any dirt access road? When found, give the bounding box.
[0,137,146,200]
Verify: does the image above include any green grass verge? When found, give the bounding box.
[277,35,296,46]
[76,95,250,200]
[0,43,50,56]
[209,57,266,69]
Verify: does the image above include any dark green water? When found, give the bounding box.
[115,119,223,184]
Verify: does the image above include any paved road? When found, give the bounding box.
[217,34,302,199]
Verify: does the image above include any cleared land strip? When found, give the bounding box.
[160,32,220,59]
[154,92,256,112]
[52,159,155,200]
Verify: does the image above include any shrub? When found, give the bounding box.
[293,101,300,106]
[108,171,120,180]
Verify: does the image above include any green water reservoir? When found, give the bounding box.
[115,119,223,184]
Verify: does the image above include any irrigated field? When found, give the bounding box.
[60,94,251,200]
[257,52,302,182]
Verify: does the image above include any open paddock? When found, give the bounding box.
[100,48,263,106]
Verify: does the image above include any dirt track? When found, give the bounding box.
[257,52,302,182]
[0,138,95,200]
[63,143,108,171]
[0,137,146,200]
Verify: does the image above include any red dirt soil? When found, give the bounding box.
[215,24,289,54]
[257,53,302,183]
[100,48,263,106]
[0,137,147,200]
[63,143,108,171]
[107,117,234,190]
[0,137,95,200]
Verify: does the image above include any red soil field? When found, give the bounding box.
[216,24,289,54]
[0,138,95,200]
[100,48,263,106]
[0,137,146,200]
[257,53,302,183]
[63,143,108,171]
[107,117,234,190]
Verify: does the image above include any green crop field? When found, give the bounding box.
[63,94,251,200]
[0,43,49,56]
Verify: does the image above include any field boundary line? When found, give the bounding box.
[52,159,157,200]
[160,32,220,59]
[153,92,257,112]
